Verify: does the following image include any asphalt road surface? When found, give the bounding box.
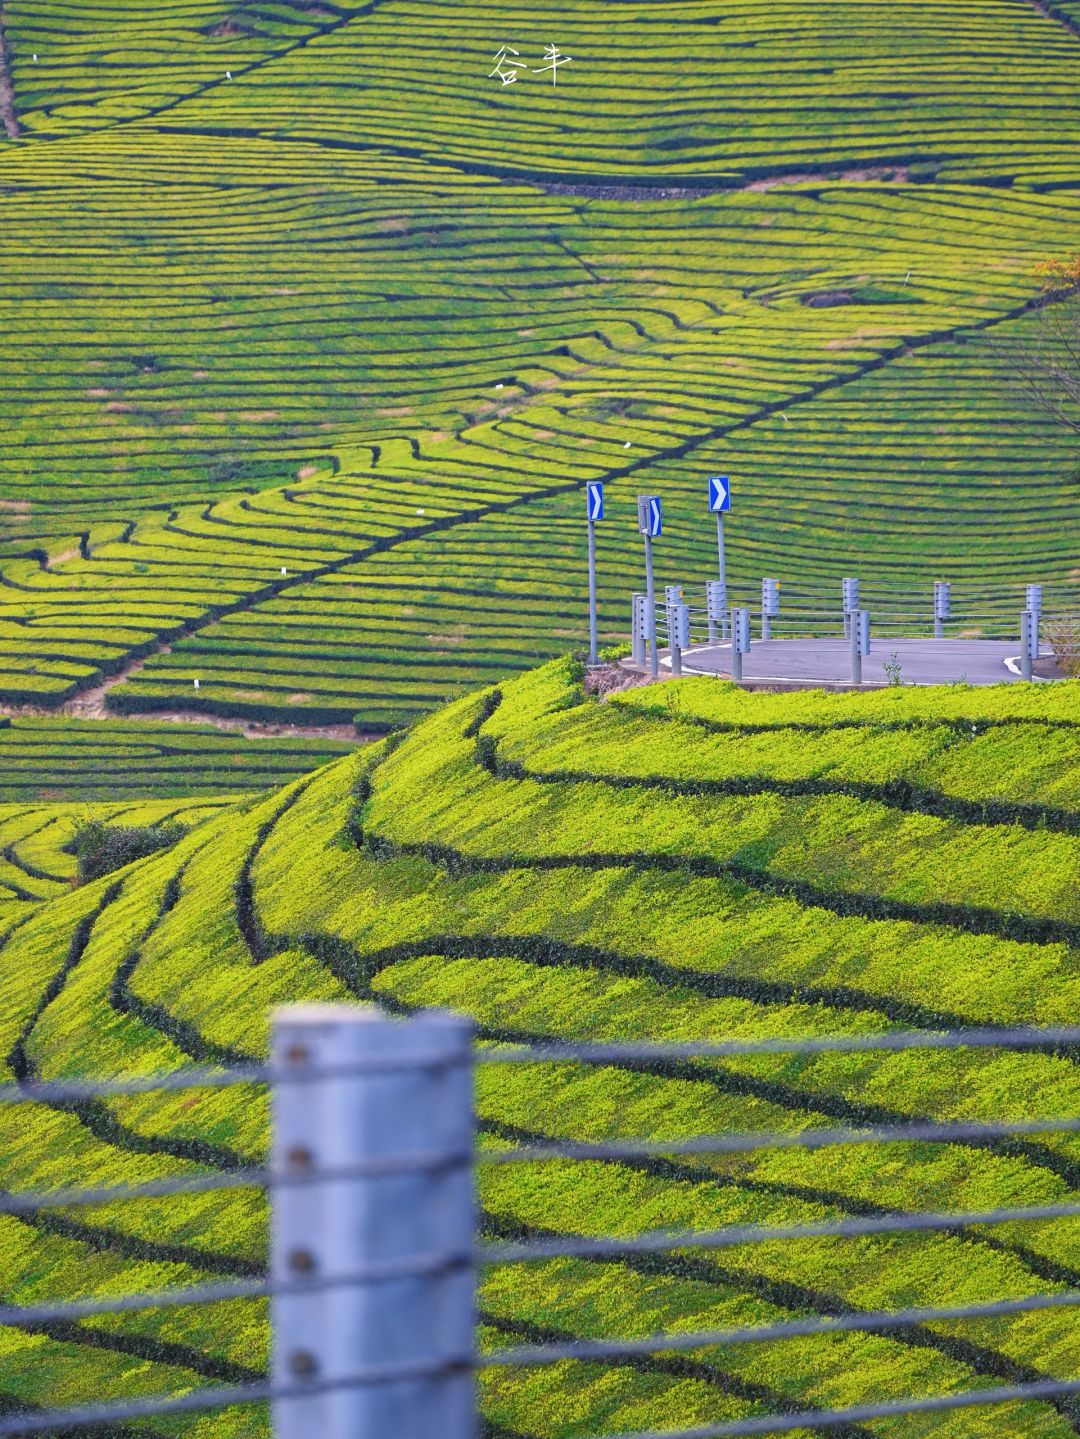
[673,637,1044,687]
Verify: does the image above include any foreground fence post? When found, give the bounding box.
[272,1005,476,1439]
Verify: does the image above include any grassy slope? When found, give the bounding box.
[1,659,1079,1434]
[0,3,1077,728]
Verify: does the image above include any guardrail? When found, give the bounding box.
[5,1011,1080,1435]
[628,577,1078,680]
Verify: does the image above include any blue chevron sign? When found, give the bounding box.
[708,474,731,512]
[637,494,662,537]
[586,482,604,522]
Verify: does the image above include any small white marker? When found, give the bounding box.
[226,70,233,80]
[624,441,631,448]
[903,270,912,285]
[416,508,425,515]
[781,412,789,422]
[495,383,503,390]
[193,678,200,690]
[32,53,38,62]
[281,566,287,576]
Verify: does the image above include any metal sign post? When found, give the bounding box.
[586,482,603,665]
[638,495,662,678]
[761,578,779,641]
[708,476,730,639]
[730,606,750,682]
[934,581,951,640]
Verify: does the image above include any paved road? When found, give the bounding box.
[674,637,1043,687]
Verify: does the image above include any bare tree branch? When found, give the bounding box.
[993,290,1080,439]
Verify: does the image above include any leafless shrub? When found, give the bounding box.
[1043,614,1080,677]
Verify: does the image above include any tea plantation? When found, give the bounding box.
[0,714,354,802]
[2,4,1080,1430]
[1,0,1079,730]
[1,657,1079,1435]
[0,794,236,936]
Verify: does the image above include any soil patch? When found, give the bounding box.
[747,164,910,191]
[590,662,658,698]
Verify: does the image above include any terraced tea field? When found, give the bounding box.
[0,794,235,935]
[0,713,355,802]
[1,658,1079,1435]
[3,5,1080,1434]
[1,0,1079,731]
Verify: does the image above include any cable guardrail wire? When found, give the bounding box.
[3,1014,1080,1436]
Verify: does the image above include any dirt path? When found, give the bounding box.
[3,654,368,741]
[2,692,366,742]
[0,9,21,140]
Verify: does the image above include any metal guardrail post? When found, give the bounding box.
[842,577,859,638]
[667,601,689,677]
[1021,610,1035,681]
[706,580,725,643]
[730,606,749,681]
[1026,585,1042,660]
[849,608,863,684]
[761,577,779,641]
[272,1005,476,1439]
[631,593,646,668]
[934,580,950,640]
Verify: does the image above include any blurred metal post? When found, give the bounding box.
[272,1005,475,1439]
[934,580,951,640]
[1021,610,1035,681]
